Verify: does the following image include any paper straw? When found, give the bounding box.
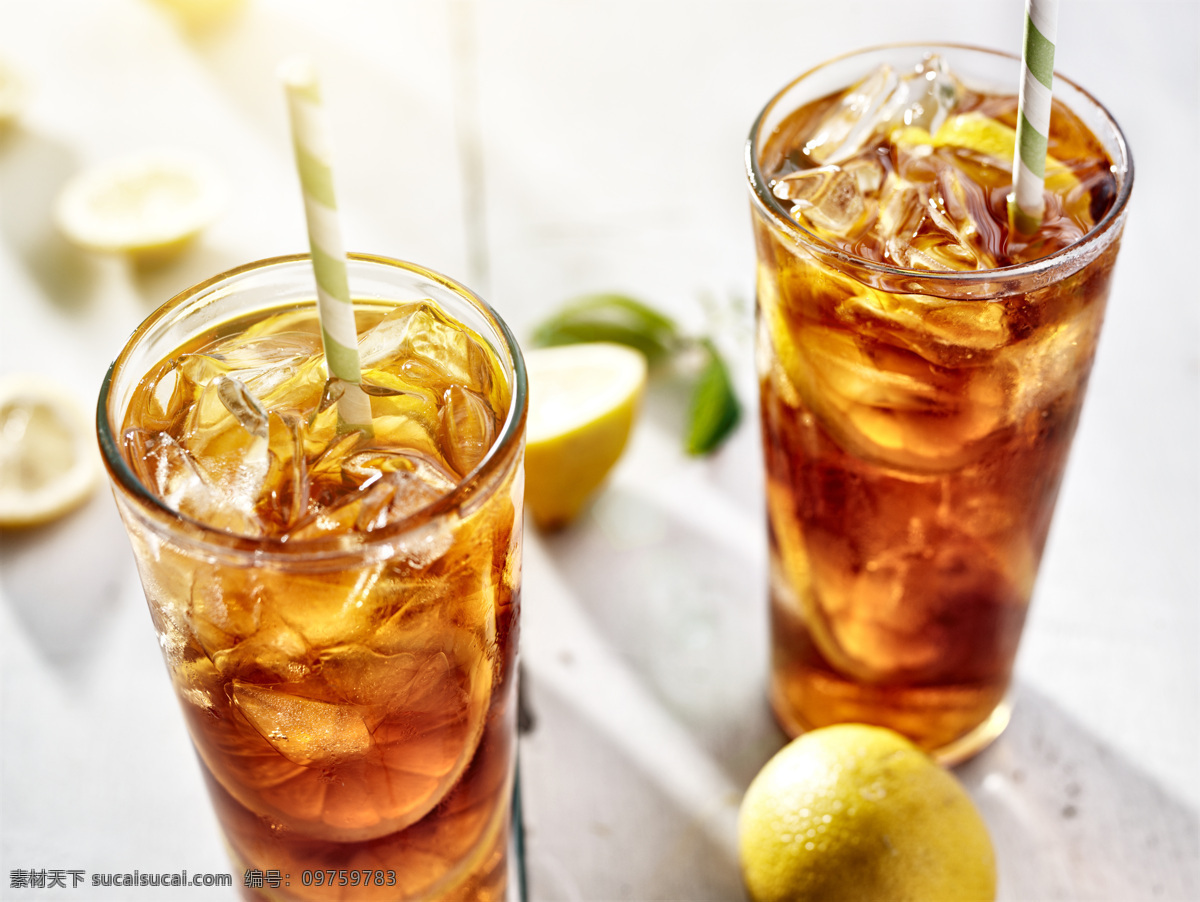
[280,56,373,433]
[1009,0,1059,236]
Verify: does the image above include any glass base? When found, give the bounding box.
[769,686,1013,767]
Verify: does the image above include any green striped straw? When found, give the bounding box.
[280,56,373,434]
[1009,0,1059,236]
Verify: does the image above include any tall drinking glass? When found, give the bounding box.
[747,44,1132,762]
[97,254,527,900]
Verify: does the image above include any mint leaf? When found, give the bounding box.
[531,293,680,363]
[685,340,741,455]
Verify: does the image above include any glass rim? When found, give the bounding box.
[746,41,1135,288]
[96,252,528,562]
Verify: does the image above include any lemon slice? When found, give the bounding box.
[524,342,647,530]
[54,150,227,261]
[888,125,934,150]
[0,374,101,528]
[0,57,28,127]
[932,111,1078,193]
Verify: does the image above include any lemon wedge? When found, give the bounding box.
[523,342,647,530]
[54,150,227,262]
[932,111,1078,193]
[0,374,101,528]
[0,57,27,127]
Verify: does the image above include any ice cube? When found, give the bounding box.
[802,63,898,165]
[212,612,314,683]
[214,633,496,842]
[394,520,455,570]
[139,362,195,432]
[1006,314,1100,419]
[180,374,274,499]
[289,430,374,536]
[319,644,432,708]
[344,449,458,495]
[285,470,437,539]
[174,334,326,443]
[774,165,868,237]
[360,374,442,445]
[270,564,390,647]
[190,565,263,658]
[124,429,262,532]
[313,468,442,535]
[843,155,885,194]
[231,681,372,766]
[876,172,976,271]
[804,54,963,165]
[358,304,423,368]
[173,334,319,419]
[360,303,501,407]
[200,434,270,532]
[350,480,400,533]
[439,384,497,478]
[289,441,458,539]
[922,167,1000,270]
[891,53,961,133]
[838,290,1011,366]
[251,356,327,413]
[385,472,443,525]
[201,331,321,376]
[257,411,310,529]
[877,174,926,254]
[216,375,269,438]
[877,160,1001,273]
[177,350,233,390]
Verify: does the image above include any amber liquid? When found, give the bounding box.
[755,69,1121,759]
[118,302,521,899]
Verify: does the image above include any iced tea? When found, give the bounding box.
[747,46,1132,760]
[97,255,526,899]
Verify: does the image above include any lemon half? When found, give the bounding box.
[523,342,647,530]
[0,374,101,528]
[739,724,996,902]
[54,149,226,261]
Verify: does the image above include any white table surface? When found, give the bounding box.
[1,2,1197,900]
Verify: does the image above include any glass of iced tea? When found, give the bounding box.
[747,44,1132,763]
[97,254,526,900]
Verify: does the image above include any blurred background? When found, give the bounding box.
[1,1,1196,899]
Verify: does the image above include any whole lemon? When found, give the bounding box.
[738,724,996,902]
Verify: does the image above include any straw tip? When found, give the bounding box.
[1007,194,1044,238]
[278,55,319,93]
